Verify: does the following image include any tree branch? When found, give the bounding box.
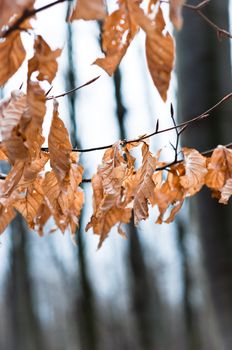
[0,0,70,38]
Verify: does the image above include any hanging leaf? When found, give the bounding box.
[94,3,138,75]
[69,0,106,21]
[28,35,62,84]
[86,142,133,247]
[154,164,185,224]
[169,0,185,30]
[180,148,207,196]
[13,177,44,228]
[219,179,232,204]
[145,5,174,101]
[0,31,26,86]
[0,0,34,28]
[133,142,159,224]
[0,204,15,234]
[48,100,72,184]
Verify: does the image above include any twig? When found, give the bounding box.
[0,0,70,38]
[46,76,101,100]
[161,0,232,39]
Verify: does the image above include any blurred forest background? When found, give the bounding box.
[1,0,232,349]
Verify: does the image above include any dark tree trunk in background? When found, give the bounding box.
[66,18,99,350]
[176,1,232,348]
[7,215,45,350]
[113,68,163,350]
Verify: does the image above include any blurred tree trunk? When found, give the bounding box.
[66,19,99,350]
[176,1,232,348]
[113,67,163,350]
[7,215,45,350]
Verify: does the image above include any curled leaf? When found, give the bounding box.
[180,148,207,196]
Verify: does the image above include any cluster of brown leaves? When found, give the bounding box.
[0,0,185,101]
[1,0,231,248]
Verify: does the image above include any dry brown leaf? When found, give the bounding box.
[34,201,51,236]
[133,142,158,224]
[0,204,15,234]
[0,0,34,28]
[205,146,232,190]
[0,31,26,86]
[42,154,84,234]
[69,0,106,21]
[0,90,26,141]
[86,142,133,247]
[28,35,62,83]
[154,164,185,224]
[48,100,72,184]
[145,5,174,101]
[22,81,46,156]
[180,148,207,196]
[13,177,44,228]
[169,0,185,30]
[219,179,232,204]
[94,4,138,75]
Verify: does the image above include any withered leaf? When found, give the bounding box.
[0,204,15,234]
[13,177,44,228]
[48,100,72,184]
[0,31,26,86]
[180,148,207,196]
[0,0,34,28]
[205,146,232,191]
[86,142,133,247]
[28,35,62,84]
[145,5,175,101]
[133,143,159,224]
[94,4,138,75]
[219,179,232,204]
[169,0,186,30]
[154,164,185,224]
[69,0,106,21]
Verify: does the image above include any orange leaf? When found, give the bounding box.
[48,100,72,184]
[69,0,106,21]
[154,165,185,224]
[28,35,62,84]
[145,6,175,101]
[169,0,185,30]
[180,148,207,196]
[0,0,34,28]
[205,146,232,190]
[94,4,138,75]
[0,204,15,234]
[219,179,232,204]
[0,31,26,86]
[13,177,44,228]
[86,142,133,247]
[133,143,158,224]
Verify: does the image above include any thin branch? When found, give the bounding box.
[0,0,70,38]
[39,91,232,153]
[46,76,101,100]
[161,0,232,39]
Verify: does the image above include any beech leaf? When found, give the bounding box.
[69,0,106,21]
[28,35,62,84]
[94,4,138,75]
[145,6,175,101]
[48,100,72,184]
[0,31,26,87]
[180,148,207,196]
[169,0,186,30]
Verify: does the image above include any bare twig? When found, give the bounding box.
[0,0,70,38]
[46,76,101,100]
[161,0,232,39]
